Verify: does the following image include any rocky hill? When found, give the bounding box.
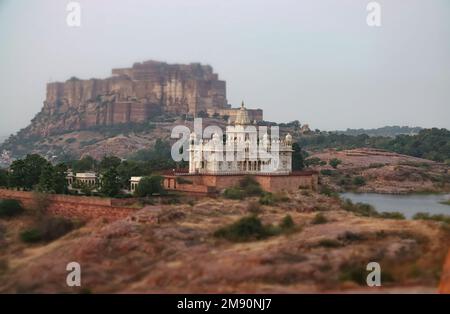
[25,60,227,138]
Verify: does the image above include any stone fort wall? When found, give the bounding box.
[0,189,136,221]
[163,172,318,194]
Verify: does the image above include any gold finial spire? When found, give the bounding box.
[235,101,250,125]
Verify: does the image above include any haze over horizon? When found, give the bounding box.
[0,0,449,136]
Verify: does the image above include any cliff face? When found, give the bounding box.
[26,60,227,136]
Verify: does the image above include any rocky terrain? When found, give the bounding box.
[0,117,232,161]
[0,192,449,293]
[308,148,450,194]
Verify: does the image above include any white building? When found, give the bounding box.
[66,172,98,188]
[130,176,142,193]
[188,103,293,175]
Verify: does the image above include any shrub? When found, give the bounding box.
[20,217,75,244]
[311,213,328,224]
[135,176,165,197]
[317,239,341,248]
[239,176,263,196]
[338,262,366,285]
[338,231,366,242]
[342,199,379,217]
[280,215,295,230]
[223,187,245,200]
[0,199,24,218]
[20,228,42,243]
[39,217,75,242]
[259,192,289,205]
[352,176,366,186]
[413,212,450,224]
[214,215,271,242]
[379,212,405,220]
[329,158,342,169]
[319,185,338,197]
[320,169,335,176]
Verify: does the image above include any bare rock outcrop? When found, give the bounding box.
[24,60,228,137]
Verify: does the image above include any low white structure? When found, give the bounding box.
[130,176,143,193]
[66,172,98,188]
[188,103,293,175]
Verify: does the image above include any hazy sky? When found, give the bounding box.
[0,0,449,136]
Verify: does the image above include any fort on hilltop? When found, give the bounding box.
[28,60,263,136]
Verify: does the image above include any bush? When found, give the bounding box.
[280,215,295,230]
[319,185,338,197]
[320,169,335,176]
[0,199,24,218]
[342,199,379,217]
[379,212,405,220]
[338,231,366,242]
[339,262,367,285]
[223,187,245,200]
[311,213,328,224]
[329,158,342,169]
[352,176,366,186]
[135,176,165,197]
[20,228,42,243]
[317,239,341,248]
[39,217,75,242]
[20,217,75,244]
[214,215,271,242]
[239,176,263,196]
[259,192,289,205]
[413,212,450,224]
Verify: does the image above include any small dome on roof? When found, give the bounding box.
[234,101,251,125]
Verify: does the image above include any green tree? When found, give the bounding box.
[99,156,122,172]
[37,164,58,193]
[37,163,68,194]
[73,155,96,172]
[100,167,121,197]
[10,154,49,190]
[134,175,165,197]
[0,169,8,187]
[292,143,305,171]
[53,163,68,194]
[329,158,342,169]
[116,160,147,189]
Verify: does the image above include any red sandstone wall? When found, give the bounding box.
[169,173,318,194]
[0,189,136,221]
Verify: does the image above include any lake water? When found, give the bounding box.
[340,193,450,219]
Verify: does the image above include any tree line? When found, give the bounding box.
[298,128,450,163]
[0,139,179,197]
